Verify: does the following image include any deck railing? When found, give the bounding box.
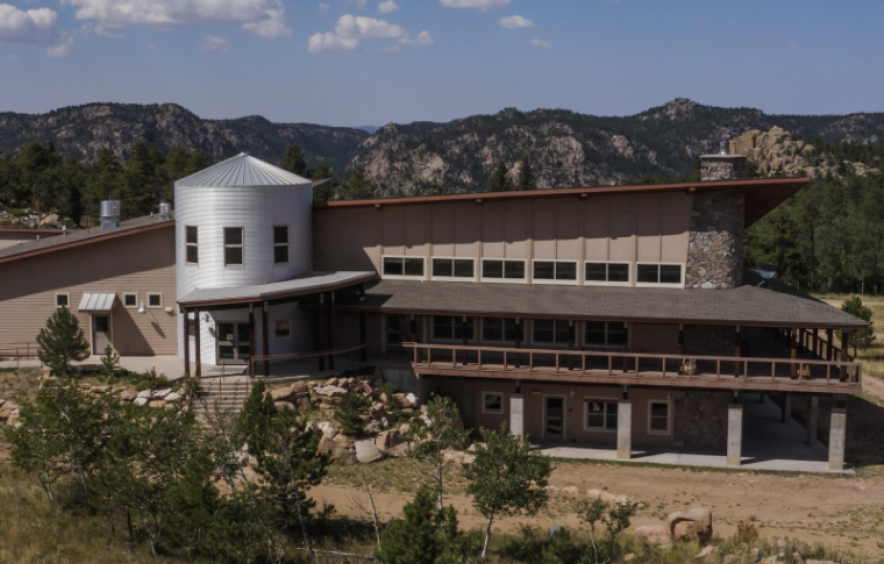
[401,342,862,388]
[0,342,40,368]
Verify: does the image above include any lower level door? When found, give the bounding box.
[92,314,111,354]
[217,322,251,364]
[545,396,565,440]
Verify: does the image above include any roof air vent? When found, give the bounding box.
[719,140,729,155]
[158,202,172,221]
[100,200,121,230]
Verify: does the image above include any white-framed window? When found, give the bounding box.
[482,318,524,343]
[432,316,475,341]
[224,227,244,266]
[532,319,572,345]
[584,321,629,348]
[480,258,527,283]
[635,263,684,287]
[274,319,291,339]
[123,293,138,308]
[532,260,578,285]
[55,293,70,308]
[147,293,163,308]
[382,255,426,279]
[482,392,504,414]
[273,225,289,264]
[648,400,671,435]
[584,262,631,286]
[584,399,619,432]
[185,226,199,264]
[431,257,475,281]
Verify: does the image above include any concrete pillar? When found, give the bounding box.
[510,393,524,438]
[807,396,819,446]
[727,403,743,466]
[616,399,632,459]
[828,406,847,471]
[782,394,792,424]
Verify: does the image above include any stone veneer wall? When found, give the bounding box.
[700,158,746,181]
[686,190,745,289]
[673,391,730,450]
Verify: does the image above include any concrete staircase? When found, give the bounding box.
[192,378,252,414]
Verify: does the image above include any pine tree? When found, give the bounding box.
[281,144,309,177]
[334,391,371,436]
[36,305,90,377]
[486,160,514,192]
[375,485,452,564]
[100,343,119,377]
[841,296,876,356]
[408,395,469,510]
[341,166,377,199]
[516,154,537,191]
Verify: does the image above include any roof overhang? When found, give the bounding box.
[178,271,376,309]
[78,292,117,312]
[313,177,810,228]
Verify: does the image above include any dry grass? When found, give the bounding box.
[0,368,42,403]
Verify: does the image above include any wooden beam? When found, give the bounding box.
[183,308,190,378]
[248,304,256,379]
[194,308,201,379]
[263,301,270,377]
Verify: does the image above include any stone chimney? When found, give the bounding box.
[700,140,747,181]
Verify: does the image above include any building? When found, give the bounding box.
[0,149,866,471]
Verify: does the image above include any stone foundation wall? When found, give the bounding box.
[686,190,745,289]
[683,325,735,357]
[700,158,746,181]
[673,391,730,450]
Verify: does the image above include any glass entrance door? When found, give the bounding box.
[545,396,565,440]
[217,322,251,364]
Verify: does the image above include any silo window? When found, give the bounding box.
[273,225,289,264]
[185,226,199,264]
[224,227,244,265]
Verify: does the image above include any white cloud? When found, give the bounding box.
[499,15,532,28]
[531,37,550,49]
[377,0,398,14]
[318,2,331,13]
[399,29,432,45]
[199,34,228,52]
[0,4,73,56]
[439,0,510,11]
[81,21,124,38]
[308,31,359,53]
[335,14,405,39]
[347,0,367,9]
[61,0,291,38]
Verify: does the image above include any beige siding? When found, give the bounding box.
[0,226,176,355]
[313,207,378,272]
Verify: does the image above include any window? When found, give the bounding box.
[273,225,289,264]
[185,226,198,264]
[584,321,628,348]
[585,262,630,284]
[431,257,475,279]
[648,400,671,434]
[432,316,474,341]
[55,293,70,308]
[481,259,526,281]
[382,256,425,278]
[482,318,524,342]
[584,400,618,431]
[275,320,291,339]
[636,263,683,286]
[123,293,138,308]
[482,392,504,414]
[147,293,163,308]
[224,227,244,266]
[532,260,578,283]
[533,319,572,344]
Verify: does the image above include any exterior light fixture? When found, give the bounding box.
[569,388,575,399]
[137,302,145,313]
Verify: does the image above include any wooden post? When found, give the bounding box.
[841,330,849,363]
[359,312,367,362]
[568,320,575,371]
[812,328,819,357]
[328,292,336,371]
[262,301,270,377]
[317,294,325,371]
[790,328,798,379]
[461,316,468,366]
[194,308,201,379]
[248,304,256,378]
[826,328,834,360]
[734,326,741,377]
[677,324,685,356]
[183,308,190,378]
[409,315,416,343]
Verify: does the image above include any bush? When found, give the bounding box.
[737,521,759,543]
[335,391,372,436]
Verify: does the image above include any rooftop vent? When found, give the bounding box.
[100,200,121,230]
[158,202,172,221]
[699,139,746,181]
[719,140,729,155]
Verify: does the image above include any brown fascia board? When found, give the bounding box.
[328,304,866,330]
[313,177,811,211]
[0,221,174,265]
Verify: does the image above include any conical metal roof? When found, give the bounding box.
[175,153,311,187]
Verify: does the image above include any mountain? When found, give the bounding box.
[0,103,369,171]
[353,126,381,134]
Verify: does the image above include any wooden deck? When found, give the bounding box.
[404,343,863,395]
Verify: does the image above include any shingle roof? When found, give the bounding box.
[175,153,310,187]
[0,214,174,264]
[334,275,866,329]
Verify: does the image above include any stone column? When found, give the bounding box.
[782,394,792,424]
[807,396,819,446]
[727,403,743,466]
[616,399,632,459]
[828,405,847,471]
[510,393,524,438]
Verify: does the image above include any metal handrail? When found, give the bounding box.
[0,342,40,369]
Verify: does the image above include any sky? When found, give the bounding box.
[0,0,882,127]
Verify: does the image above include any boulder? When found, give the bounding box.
[295,397,312,412]
[315,385,347,398]
[291,381,308,394]
[133,397,149,407]
[318,435,356,465]
[304,421,321,435]
[666,507,712,545]
[634,525,670,545]
[153,388,172,400]
[318,421,339,438]
[376,429,411,457]
[697,546,719,559]
[369,403,388,420]
[405,392,418,407]
[137,389,152,399]
[392,392,410,408]
[355,440,385,463]
[586,489,629,504]
[363,420,383,435]
[275,401,295,411]
[119,390,136,402]
[164,392,180,402]
[332,434,354,448]
[91,385,110,394]
[148,400,166,408]
[442,450,475,465]
[6,409,20,427]
[271,387,295,402]
[362,383,373,395]
[0,399,5,409]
